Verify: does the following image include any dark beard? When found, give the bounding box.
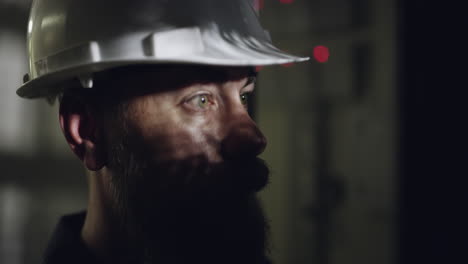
[106,132,271,264]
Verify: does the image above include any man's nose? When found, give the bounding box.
[221,118,267,159]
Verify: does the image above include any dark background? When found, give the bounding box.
[398,0,467,263]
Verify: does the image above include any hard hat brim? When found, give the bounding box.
[17,47,309,99]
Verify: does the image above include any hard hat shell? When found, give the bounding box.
[17,0,309,99]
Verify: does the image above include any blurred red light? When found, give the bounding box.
[313,45,330,63]
[279,0,295,4]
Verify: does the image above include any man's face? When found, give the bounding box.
[101,65,270,264]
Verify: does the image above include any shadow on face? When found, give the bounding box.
[98,64,266,162]
[96,64,271,264]
[94,64,256,98]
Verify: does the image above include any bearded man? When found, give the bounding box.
[17,0,308,263]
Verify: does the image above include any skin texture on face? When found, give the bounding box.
[60,65,271,264]
[99,65,270,199]
[110,65,265,163]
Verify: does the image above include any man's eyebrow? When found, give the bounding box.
[243,70,258,88]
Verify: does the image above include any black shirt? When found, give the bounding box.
[43,211,98,264]
[43,212,273,264]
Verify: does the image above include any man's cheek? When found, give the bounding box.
[138,129,211,162]
[128,105,220,161]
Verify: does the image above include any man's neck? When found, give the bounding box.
[81,170,127,263]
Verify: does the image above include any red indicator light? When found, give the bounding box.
[279,0,295,4]
[313,45,330,63]
[255,66,264,72]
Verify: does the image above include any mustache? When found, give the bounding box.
[134,156,271,196]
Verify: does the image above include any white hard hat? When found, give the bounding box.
[17,0,309,99]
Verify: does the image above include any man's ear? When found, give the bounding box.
[59,95,106,171]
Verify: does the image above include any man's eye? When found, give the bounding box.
[240,93,250,108]
[187,94,211,109]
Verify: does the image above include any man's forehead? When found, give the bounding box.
[103,65,254,84]
[94,64,256,95]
